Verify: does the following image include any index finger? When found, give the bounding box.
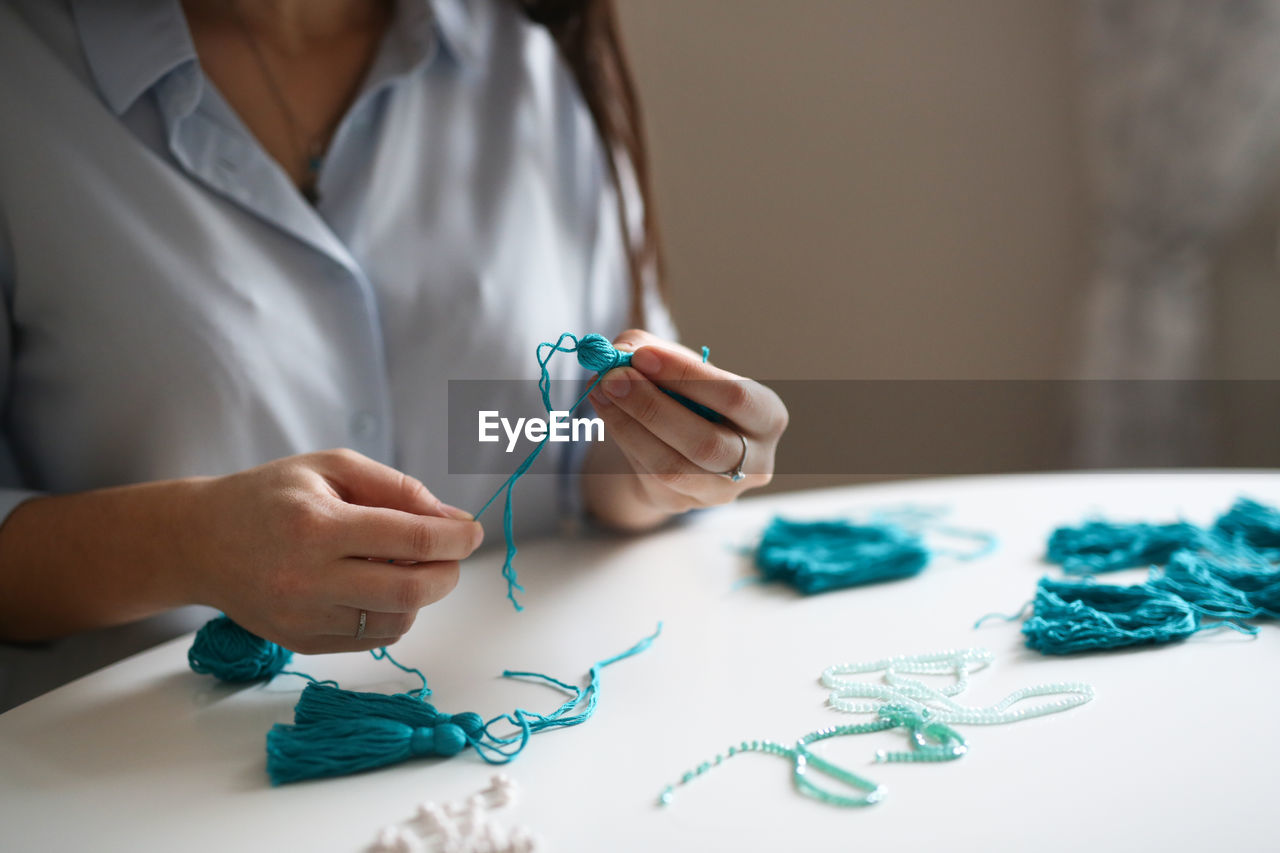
[625,345,785,437]
[338,505,484,562]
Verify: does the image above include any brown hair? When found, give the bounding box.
[517,0,664,327]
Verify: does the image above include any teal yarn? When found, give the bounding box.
[483,622,663,742]
[266,717,471,785]
[266,683,490,785]
[1046,520,1204,574]
[291,683,482,733]
[189,614,662,784]
[755,517,930,595]
[1021,577,1202,654]
[475,333,721,609]
[1214,497,1280,555]
[188,615,292,682]
[262,624,661,784]
[1018,497,1280,655]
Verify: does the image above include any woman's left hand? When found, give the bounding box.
[582,329,788,531]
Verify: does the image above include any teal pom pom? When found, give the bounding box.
[755,517,929,594]
[574,333,630,373]
[188,615,291,682]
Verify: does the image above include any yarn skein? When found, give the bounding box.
[1021,577,1202,655]
[1046,520,1204,574]
[1020,497,1280,654]
[754,517,929,594]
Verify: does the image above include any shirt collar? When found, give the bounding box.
[72,0,482,117]
[72,0,197,116]
[428,0,483,70]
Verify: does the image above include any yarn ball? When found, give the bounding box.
[188,615,292,682]
[575,333,630,373]
[755,517,929,595]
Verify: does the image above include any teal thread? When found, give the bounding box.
[189,617,662,784]
[474,333,721,610]
[472,333,618,610]
[753,511,994,595]
[755,518,929,594]
[1012,497,1280,654]
[1046,520,1204,574]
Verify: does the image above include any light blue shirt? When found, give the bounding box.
[0,0,670,710]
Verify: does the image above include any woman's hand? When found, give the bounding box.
[184,450,483,653]
[582,329,788,531]
[0,449,482,651]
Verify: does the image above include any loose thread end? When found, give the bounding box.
[973,600,1032,629]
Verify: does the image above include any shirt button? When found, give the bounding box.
[350,411,379,440]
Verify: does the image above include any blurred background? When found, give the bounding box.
[617,0,1280,491]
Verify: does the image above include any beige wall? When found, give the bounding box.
[618,0,1092,489]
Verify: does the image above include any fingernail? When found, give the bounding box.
[439,502,473,521]
[603,373,630,399]
[630,348,660,375]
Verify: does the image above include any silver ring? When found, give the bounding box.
[355,609,368,640]
[721,432,748,482]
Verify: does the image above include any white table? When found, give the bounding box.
[2,472,1278,852]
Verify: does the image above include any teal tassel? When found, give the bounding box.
[266,717,470,785]
[1021,577,1201,654]
[755,517,929,594]
[188,615,291,682]
[1046,520,1204,574]
[292,682,485,737]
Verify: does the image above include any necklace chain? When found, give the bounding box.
[226,0,326,200]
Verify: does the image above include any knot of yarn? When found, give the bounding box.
[188,615,292,682]
[411,723,469,757]
[448,711,486,739]
[574,333,630,373]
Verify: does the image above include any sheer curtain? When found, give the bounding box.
[1076,0,1280,466]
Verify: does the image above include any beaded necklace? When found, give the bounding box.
[657,647,1093,809]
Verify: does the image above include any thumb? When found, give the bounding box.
[311,449,472,520]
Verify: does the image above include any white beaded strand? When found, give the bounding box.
[821,647,1094,726]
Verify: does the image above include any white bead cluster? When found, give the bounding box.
[369,774,540,853]
[821,647,1094,725]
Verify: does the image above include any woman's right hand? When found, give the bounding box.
[0,449,482,651]
[183,449,483,653]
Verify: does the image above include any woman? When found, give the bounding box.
[0,0,787,710]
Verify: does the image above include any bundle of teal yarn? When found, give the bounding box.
[1020,498,1280,654]
[753,509,996,595]
[754,518,931,594]
[188,614,662,785]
